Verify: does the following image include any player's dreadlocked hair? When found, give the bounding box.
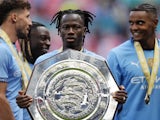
[21,21,46,64]
[131,3,158,18]
[50,9,96,34]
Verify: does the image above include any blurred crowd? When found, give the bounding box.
[28,0,160,57]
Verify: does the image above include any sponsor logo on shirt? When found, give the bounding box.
[130,61,139,68]
[131,76,160,90]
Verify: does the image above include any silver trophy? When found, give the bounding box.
[26,49,119,120]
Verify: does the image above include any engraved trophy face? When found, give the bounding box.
[26,49,119,120]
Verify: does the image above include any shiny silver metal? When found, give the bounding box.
[26,49,119,120]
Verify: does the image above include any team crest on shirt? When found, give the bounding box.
[13,70,21,77]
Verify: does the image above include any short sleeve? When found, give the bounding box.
[106,50,122,85]
[0,44,12,81]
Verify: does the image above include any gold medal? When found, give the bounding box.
[145,94,150,104]
[134,39,159,104]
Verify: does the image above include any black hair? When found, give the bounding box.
[21,21,46,64]
[0,0,31,25]
[28,21,45,39]
[50,9,96,33]
[130,3,157,18]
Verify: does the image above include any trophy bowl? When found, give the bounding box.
[26,49,119,120]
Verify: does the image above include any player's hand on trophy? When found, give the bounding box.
[112,85,127,104]
[16,90,33,108]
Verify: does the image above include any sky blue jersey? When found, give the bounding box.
[107,38,160,120]
[0,38,23,120]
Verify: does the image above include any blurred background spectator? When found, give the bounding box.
[28,0,160,57]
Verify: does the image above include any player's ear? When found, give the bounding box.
[10,12,18,23]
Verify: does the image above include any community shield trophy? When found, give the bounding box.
[26,49,119,120]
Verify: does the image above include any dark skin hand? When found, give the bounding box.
[16,85,127,108]
[112,85,128,104]
[16,91,33,108]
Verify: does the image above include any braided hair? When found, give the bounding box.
[50,9,96,34]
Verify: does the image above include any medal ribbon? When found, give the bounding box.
[18,51,32,79]
[134,39,159,104]
[0,29,31,90]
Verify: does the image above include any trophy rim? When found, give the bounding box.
[26,49,119,120]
